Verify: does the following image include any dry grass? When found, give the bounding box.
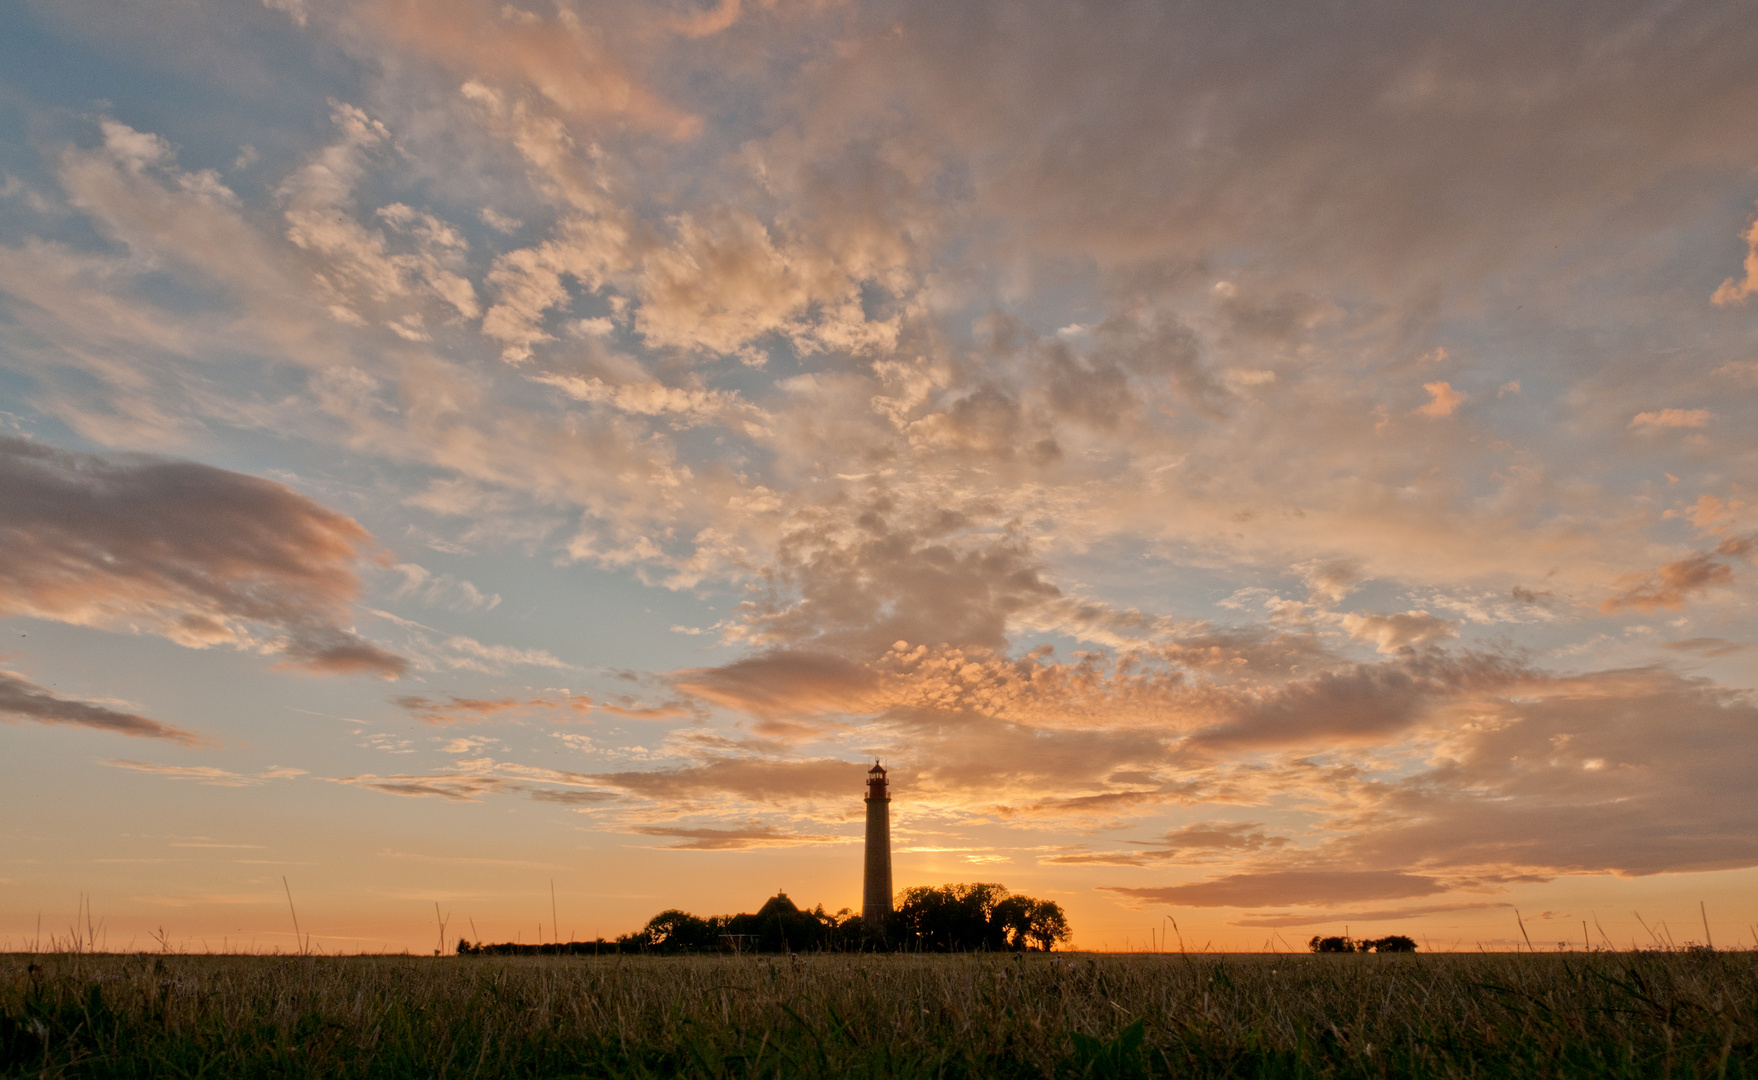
[3,949,1756,1077]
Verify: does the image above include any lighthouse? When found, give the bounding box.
[862,760,892,930]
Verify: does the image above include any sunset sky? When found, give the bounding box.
[4,0,1758,954]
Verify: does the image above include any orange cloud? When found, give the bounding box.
[0,669,198,743]
[1415,381,1463,418]
[393,693,591,724]
[1600,538,1751,612]
[1711,204,1758,305]
[1107,870,1446,909]
[1629,408,1710,429]
[349,0,700,140]
[627,822,845,850]
[0,438,405,677]
[1046,821,1289,866]
[1340,610,1456,653]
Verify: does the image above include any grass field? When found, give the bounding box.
[3,949,1756,1078]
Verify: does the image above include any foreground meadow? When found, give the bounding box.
[3,950,1756,1078]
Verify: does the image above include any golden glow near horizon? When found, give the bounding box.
[3,0,1758,954]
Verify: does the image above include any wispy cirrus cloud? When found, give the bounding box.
[1105,871,1448,910]
[0,669,197,743]
[393,692,591,725]
[106,760,306,786]
[627,822,848,850]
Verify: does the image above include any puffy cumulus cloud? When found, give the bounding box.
[339,0,701,140]
[1335,668,1758,877]
[1106,871,1447,909]
[0,438,405,677]
[1340,611,1457,654]
[278,102,479,326]
[1019,309,1221,427]
[529,371,764,430]
[0,669,198,743]
[1711,202,1758,305]
[634,209,815,358]
[1297,560,1364,604]
[1415,382,1463,418]
[1600,536,1752,612]
[58,120,258,280]
[481,216,630,362]
[726,503,1062,659]
[486,205,909,365]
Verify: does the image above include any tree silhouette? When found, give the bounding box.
[894,884,1070,951]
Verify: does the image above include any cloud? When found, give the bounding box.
[1298,559,1363,603]
[1600,540,1750,612]
[0,438,406,677]
[348,0,701,140]
[1334,668,1758,876]
[1661,637,1749,658]
[1711,203,1758,305]
[388,563,501,611]
[1191,651,1524,749]
[334,774,506,801]
[106,760,306,785]
[587,758,867,807]
[1046,821,1289,866]
[724,506,1062,658]
[1629,408,1710,429]
[626,822,845,850]
[1229,902,1510,929]
[1415,382,1463,418]
[0,670,197,743]
[1105,870,1447,909]
[480,216,630,362]
[393,693,591,724]
[277,102,479,326]
[1340,611,1457,653]
[676,650,879,721]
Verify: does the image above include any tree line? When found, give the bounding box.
[457,883,1071,955]
[1308,934,1418,953]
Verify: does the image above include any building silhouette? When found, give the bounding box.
[862,760,892,930]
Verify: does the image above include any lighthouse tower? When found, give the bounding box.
[862,760,892,930]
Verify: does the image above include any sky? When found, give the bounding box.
[3,0,1758,955]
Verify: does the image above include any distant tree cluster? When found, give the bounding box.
[619,893,867,954]
[892,883,1071,952]
[457,884,1071,955]
[459,893,861,956]
[1308,934,1417,953]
